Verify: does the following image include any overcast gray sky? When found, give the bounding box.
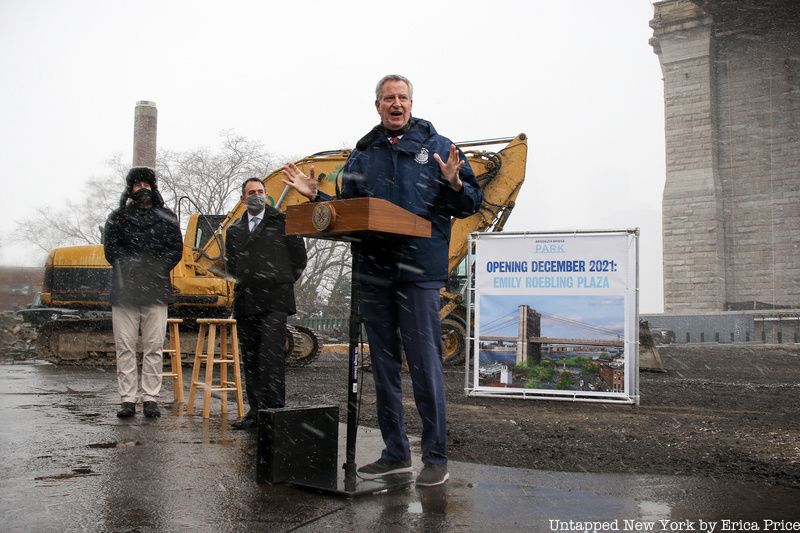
[0,0,665,312]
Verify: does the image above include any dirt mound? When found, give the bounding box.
[289,343,800,488]
[0,312,38,360]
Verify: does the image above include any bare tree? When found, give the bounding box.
[12,155,126,252]
[294,238,352,319]
[12,132,274,252]
[157,130,275,219]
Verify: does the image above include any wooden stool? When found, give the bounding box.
[162,318,185,403]
[187,318,245,419]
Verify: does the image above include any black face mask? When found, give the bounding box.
[131,188,154,208]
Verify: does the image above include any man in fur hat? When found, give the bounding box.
[103,166,183,418]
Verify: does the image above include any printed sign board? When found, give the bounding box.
[467,231,639,404]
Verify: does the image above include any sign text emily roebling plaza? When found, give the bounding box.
[548,519,800,532]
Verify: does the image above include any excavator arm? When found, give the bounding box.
[193,134,528,366]
[194,133,528,280]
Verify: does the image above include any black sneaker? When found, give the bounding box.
[415,463,449,487]
[357,458,412,479]
[143,401,161,418]
[116,402,136,418]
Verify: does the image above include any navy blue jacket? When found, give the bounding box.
[340,118,482,284]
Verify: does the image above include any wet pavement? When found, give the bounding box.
[1,361,798,532]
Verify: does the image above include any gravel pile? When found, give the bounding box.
[0,311,38,360]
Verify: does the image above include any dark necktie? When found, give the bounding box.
[250,216,260,232]
[390,136,399,145]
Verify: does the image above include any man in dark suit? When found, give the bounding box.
[225,178,307,430]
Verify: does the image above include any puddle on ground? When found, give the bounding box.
[35,467,99,481]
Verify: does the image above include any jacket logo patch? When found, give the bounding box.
[415,147,429,164]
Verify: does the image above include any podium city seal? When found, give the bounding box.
[311,202,336,232]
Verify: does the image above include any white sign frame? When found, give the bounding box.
[465,230,639,405]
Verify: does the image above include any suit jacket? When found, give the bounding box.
[225,205,307,317]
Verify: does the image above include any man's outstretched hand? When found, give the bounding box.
[433,143,464,192]
[281,163,317,200]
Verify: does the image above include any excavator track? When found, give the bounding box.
[37,318,116,364]
[285,324,320,367]
[440,315,468,366]
[36,318,320,366]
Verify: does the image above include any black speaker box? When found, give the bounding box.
[257,405,339,485]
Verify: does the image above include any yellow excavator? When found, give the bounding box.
[34,134,528,365]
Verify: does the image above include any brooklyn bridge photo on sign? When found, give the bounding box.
[477,295,626,393]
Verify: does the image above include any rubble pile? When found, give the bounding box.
[0,311,38,360]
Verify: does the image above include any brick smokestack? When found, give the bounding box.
[132,101,157,168]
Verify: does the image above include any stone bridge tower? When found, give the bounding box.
[650,0,800,312]
[515,305,541,366]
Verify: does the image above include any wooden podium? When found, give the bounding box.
[283,198,431,497]
[285,197,431,240]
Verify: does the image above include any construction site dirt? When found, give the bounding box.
[2,311,798,491]
[294,343,800,490]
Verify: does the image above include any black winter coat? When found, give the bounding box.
[103,205,183,306]
[225,206,307,317]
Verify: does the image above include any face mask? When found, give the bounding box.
[246,193,266,215]
[131,188,154,208]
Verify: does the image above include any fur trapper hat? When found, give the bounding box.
[125,166,157,190]
[119,166,165,208]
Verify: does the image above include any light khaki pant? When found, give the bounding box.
[112,304,168,403]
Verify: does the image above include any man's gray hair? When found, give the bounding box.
[375,74,413,100]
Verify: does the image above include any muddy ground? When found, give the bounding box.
[2,312,799,490]
[289,344,800,490]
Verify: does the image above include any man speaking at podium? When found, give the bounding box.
[282,74,483,486]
